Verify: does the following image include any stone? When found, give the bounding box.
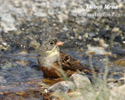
[111,84,125,100]
[57,13,68,23]
[0,76,7,84]
[52,2,63,8]
[29,40,40,50]
[1,13,17,32]
[70,73,91,88]
[86,45,111,55]
[0,79,47,100]
[34,12,47,17]
[112,27,120,32]
[113,58,125,67]
[99,39,109,48]
[99,28,107,37]
[48,81,75,93]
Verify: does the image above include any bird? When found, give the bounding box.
[37,37,92,79]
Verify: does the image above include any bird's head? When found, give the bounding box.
[39,38,64,57]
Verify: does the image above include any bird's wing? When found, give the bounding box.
[60,51,92,73]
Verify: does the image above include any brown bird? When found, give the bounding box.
[37,38,92,79]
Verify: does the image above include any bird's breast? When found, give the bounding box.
[42,52,60,68]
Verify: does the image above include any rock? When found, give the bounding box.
[57,13,68,23]
[112,27,120,33]
[16,60,29,66]
[0,76,7,84]
[114,84,125,95]
[118,3,124,8]
[1,13,17,32]
[66,90,94,100]
[48,81,75,93]
[99,28,107,37]
[99,39,109,48]
[70,73,91,88]
[107,76,125,89]
[107,81,119,89]
[113,58,125,67]
[0,79,47,100]
[88,32,97,37]
[111,84,125,100]
[62,26,69,31]
[51,2,62,8]
[86,45,114,56]
[1,62,12,69]
[29,40,40,50]
[75,19,88,26]
[0,45,8,50]
[34,12,47,17]
[111,46,125,56]
[78,36,82,40]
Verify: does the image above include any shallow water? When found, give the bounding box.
[0,43,125,100]
[0,47,124,86]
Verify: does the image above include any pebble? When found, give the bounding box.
[1,13,17,32]
[112,27,120,32]
[57,13,68,23]
[48,81,75,93]
[70,73,91,88]
[34,12,47,17]
[48,73,91,93]
[111,84,125,97]
[29,40,40,50]
[0,76,7,84]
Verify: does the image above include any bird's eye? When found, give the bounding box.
[50,42,53,45]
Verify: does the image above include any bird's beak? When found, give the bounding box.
[56,41,64,46]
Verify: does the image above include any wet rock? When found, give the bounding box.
[99,39,109,48]
[0,45,8,51]
[99,28,107,37]
[114,36,122,43]
[1,62,12,69]
[0,79,47,100]
[16,60,29,66]
[113,58,125,67]
[18,51,28,55]
[111,46,125,56]
[109,22,115,28]
[70,73,91,88]
[0,76,7,84]
[48,81,75,93]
